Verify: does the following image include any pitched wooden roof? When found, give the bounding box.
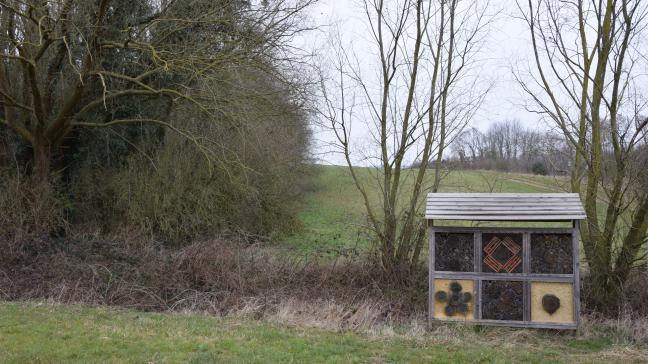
[426,193,586,221]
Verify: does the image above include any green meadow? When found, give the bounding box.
[2,166,645,363]
[282,165,569,253]
[1,302,646,364]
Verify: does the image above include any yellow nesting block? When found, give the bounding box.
[531,282,574,323]
[433,279,475,321]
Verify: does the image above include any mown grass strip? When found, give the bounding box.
[1,302,645,363]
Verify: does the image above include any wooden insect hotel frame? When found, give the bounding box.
[427,193,586,330]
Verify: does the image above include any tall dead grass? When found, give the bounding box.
[1,227,646,344]
[0,235,427,326]
[0,174,66,262]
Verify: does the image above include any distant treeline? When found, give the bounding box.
[447,120,572,175]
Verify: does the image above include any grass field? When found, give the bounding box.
[3,166,645,363]
[1,302,646,363]
[282,165,569,253]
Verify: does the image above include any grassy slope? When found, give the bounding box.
[5,167,641,362]
[283,166,569,253]
[1,302,646,364]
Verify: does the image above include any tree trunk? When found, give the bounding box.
[31,137,52,195]
[23,136,57,238]
[586,268,619,313]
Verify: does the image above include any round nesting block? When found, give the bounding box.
[531,282,574,323]
[433,279,475,321]
[542,294,561,314]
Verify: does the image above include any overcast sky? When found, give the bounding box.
[302,0,547,165]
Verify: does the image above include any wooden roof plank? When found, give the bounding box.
[426,215,586,221]
[425,193,586,221]
[427,192,579,197]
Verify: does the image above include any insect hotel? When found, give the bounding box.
[427,193,585,329]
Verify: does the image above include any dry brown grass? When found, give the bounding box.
[0,175,66,262]
[581,312,648,343]
[1,230,647,346]
[0,235,427,324]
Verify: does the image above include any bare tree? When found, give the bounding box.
[450,120,550,173]
[320,0,492,271]
[0,0,315,192]
[516,0,648,311]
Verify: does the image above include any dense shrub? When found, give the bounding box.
[0,0,314,245]
[531,162,548,175]
[64,70,311,244]
[0,235,427,322]
[0,172,66,262]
